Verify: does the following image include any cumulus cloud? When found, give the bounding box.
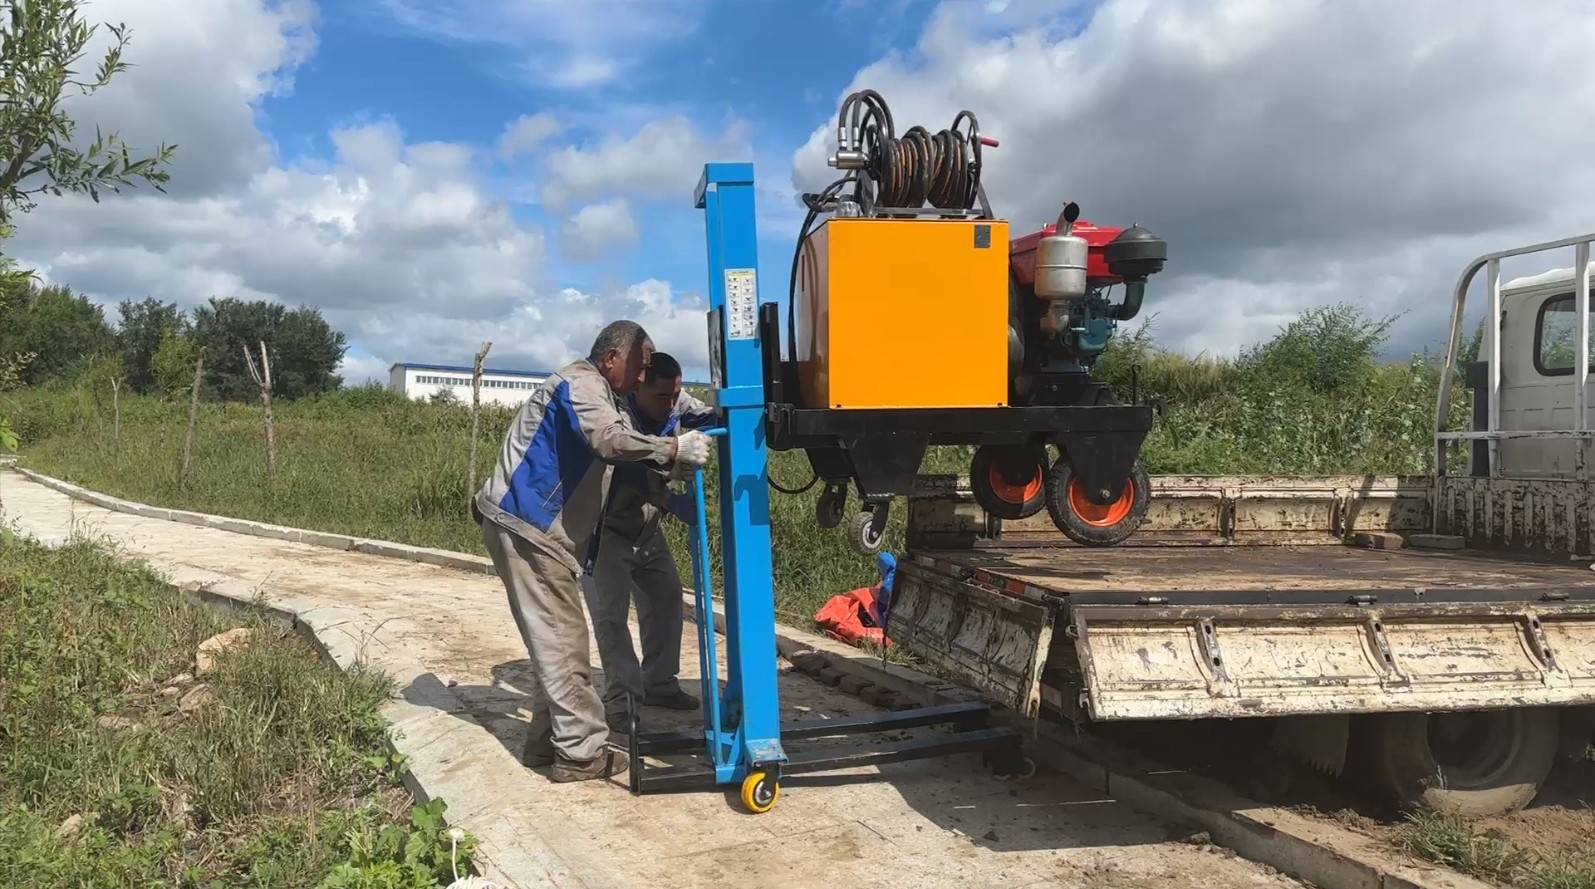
[562,199,639,263]
[793,0,1595,357]
[497,113,562,159]
[541,115,753,208]
[3,0,710,383]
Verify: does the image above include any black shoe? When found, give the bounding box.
[523,723,555,767]
[606,710,634,735]
[550,749,629,783]
[645,689,700,711]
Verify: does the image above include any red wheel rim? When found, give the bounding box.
[987,463,1042,505]
[1067,476,1135,527]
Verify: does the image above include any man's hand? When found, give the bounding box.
[675,429,712,467]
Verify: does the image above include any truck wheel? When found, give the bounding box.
[970,445,1049,520]
[1354,708,1560,816]
[1045,459,1150,546]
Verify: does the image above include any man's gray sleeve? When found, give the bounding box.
[568,371,676,464]
[675,390,718,430]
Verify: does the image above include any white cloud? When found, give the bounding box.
[497,113,561,159]
[540,115,753,208]
[794,0,1595,358]
[4,0,710,384]
[375,0,709,91]
[562,199,639,263]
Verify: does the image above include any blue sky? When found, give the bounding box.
[12,0,1595,382]
[253,0,955,369]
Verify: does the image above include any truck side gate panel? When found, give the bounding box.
[887,559,1053,718]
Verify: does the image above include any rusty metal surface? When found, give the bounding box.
[1438,475,1595,557]
[894,473,1595,722]
[1069,602,1595,720]
[908,473,1432,549]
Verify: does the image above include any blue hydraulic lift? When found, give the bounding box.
[624,163,1029,814]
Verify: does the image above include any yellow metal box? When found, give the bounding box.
[794,217,1010,410]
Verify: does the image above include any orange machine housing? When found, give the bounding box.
[794,217,1010,410]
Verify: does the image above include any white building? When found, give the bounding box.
[388,362,551,408]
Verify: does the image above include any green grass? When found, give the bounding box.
[1396,811,1595,889]
[1,303,1470,623]
[0,534,476,888]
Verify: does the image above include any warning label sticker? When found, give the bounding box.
[724,268,758,340]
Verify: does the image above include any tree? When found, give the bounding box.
[191,297,346,401]
[0,279,115,384]
[116,296,185,392]
[150,323,194,399]
[0,0,176,224]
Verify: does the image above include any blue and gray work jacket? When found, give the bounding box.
[473,358,678,573]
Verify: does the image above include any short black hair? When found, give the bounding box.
[644,351,683,384]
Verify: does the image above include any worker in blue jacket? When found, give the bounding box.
[475,321,712,782]
[582,352,717,733]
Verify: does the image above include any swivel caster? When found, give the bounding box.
[740,769,780,814]
[848,504,888,556]
[1045,458,1150,547]
[816,483,848,529]
[970,445,1049,520]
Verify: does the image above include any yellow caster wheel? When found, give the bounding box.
[740,770,779,814]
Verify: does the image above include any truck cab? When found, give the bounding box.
[1490,264,1595,478]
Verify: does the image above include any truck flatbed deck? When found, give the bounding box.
[913,543,1595,600]
[889,476,1595,727]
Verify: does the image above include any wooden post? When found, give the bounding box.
[468,340,492,502]
[111,376,122,457]
[181,356,204,489]
[244,340,276,478]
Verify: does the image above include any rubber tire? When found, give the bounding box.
[816,488,846,529]
[848,510,886,556]
[741,770,779,814]
[970,445,1049,520]
[1045,458,1150,547]
[1353,709,1560,817]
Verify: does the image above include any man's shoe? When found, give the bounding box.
[522,723,555,767]
[645,689,700,711]
[550,749,629,784]
[605,709,635,735]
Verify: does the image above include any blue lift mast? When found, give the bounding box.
[624,163,1027,814]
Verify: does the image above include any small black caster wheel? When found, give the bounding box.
[1045,458,1151,547]
[848,510,886,556]
[816,485,847,529]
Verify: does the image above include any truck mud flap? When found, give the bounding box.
[886,560,1055,718]
[1071,602,1595,720]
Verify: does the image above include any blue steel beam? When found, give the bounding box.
[695,163,787,780]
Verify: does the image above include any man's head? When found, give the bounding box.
[589,320,653,396]
[635,351,683,424]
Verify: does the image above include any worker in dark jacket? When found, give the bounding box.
[474,321,712,782]
[582,352,716,732]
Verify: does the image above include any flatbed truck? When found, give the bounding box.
[885,234,1595,817]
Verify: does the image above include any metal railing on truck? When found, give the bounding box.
[1433,232,1595,554]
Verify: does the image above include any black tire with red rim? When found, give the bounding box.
[970,445,1050,521]
[1045,458,1150,546]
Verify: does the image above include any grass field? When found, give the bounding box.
[1,304,1467,622]
[0,534,476,888]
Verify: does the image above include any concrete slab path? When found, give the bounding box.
[2,469,1301,889]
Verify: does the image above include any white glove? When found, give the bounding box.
[675,429,712,467]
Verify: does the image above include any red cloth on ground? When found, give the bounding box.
[814,585,892,648]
